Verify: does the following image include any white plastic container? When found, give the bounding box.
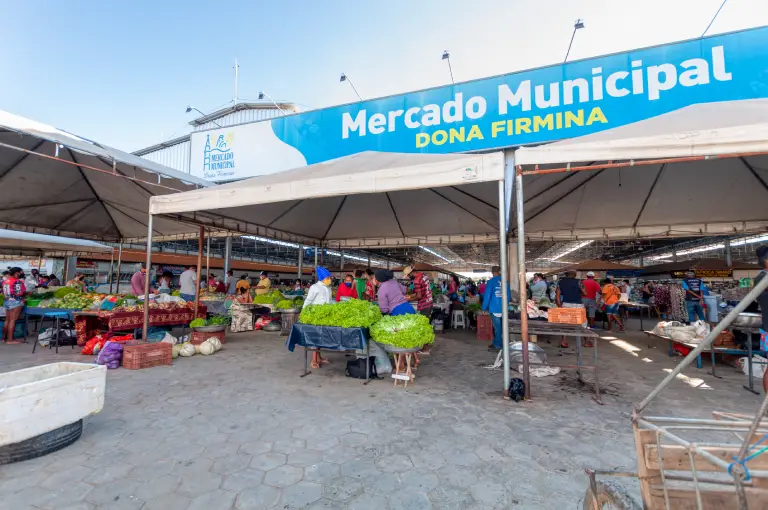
[0,362,106,447]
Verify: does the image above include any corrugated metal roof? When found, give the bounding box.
[188,102,299,130]
[138,140,191,173]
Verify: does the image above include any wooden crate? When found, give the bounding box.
[122,342,172,370]
[547,307,587,325]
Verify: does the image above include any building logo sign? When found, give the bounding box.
[201,132,236,180]
[189,26,768,181]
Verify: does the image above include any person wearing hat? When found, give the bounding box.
[304,267,334,368]
[255,271,272,295]
[580,271,602,329]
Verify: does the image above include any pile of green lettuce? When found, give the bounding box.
[275,299,296,310]
[370,314,435,349]
[300,299,382,328]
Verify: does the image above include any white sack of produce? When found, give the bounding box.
[652,321,710,343]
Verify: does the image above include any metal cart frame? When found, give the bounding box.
[585,276,768,509]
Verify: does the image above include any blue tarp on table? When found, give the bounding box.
[286,324,369,352]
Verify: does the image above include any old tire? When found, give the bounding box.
[0,420,83,465]
[583,480,641,510]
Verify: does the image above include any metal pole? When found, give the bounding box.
[205,235,211,288]
[340,250,345,271]
[115,242,123,293]
[108,248,114,293]
[367,253,371,269]
[314,244,318,268]
[298,243,303,279]
[498,180,511,394]
[224,236,233,277]
[725,238,732,267]
[141,215,154,342]
[515,171,531,399]
[636,273,768,413]
[194,227,204,319]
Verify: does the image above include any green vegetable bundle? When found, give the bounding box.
[292,297,304,307]
[300,299,382,328]
[253,294,278,305]
[275,299,295,310]
[190,318,208,327]
[209,315,230,325]
[53,287,78,299]
[370,314,435,349]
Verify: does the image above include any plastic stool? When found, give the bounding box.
[452,310,466,329]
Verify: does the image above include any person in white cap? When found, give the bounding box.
[580,271,602,329]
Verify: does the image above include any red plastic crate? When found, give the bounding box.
[122,342,172,370]
[476,314,494,341]
[190,330,226,345]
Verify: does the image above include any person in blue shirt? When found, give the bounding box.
[681,271,705,323]
[482,265,512,352]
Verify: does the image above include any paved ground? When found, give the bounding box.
[0,318,763,509]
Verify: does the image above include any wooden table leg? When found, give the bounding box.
[393,353,401,386]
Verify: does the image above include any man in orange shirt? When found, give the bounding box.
[601,278,625,332]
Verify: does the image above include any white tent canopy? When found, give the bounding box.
[0,110,212,241]
[150,151,506,247]
[0,228,112,256]
[513,99,768,240]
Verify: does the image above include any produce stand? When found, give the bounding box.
[508,319,601,403]
[72,304,206,345]
[286,324,371,383]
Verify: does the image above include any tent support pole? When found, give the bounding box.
[515,171,531,400]
[298,243,303,279]
[115,242,123,293]
[107,248,114,294]
[141,215,154,342]
[498,180,511,395]
[314,244,318,268]
[194,227,204,319]
[206,235,211,287]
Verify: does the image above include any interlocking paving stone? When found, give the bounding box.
[1,324,761,509]
[263,464,304,488]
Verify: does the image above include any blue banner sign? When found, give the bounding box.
[189,27,768,181]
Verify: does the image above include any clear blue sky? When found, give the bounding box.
[2,0,765,151]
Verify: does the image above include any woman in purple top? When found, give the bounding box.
[374,269,414,316]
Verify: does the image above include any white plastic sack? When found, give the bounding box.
[516,365,561,377]
[365,341,393,375]
[739,355,768,379]
[161,332,178,345]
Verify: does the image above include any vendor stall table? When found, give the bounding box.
[72,305,206,345]
[286,323,371,383]
[25,308,78,354]
[622,302,652,330]
[24,306,76,354]
[508,319,602,402]
[645,328,767,395]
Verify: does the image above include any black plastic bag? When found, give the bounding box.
[345,357,378,379]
